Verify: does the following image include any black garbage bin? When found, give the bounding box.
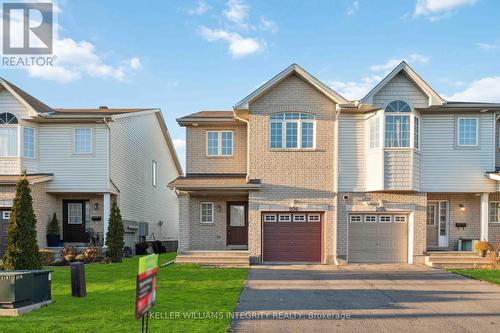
[0,271,34,309]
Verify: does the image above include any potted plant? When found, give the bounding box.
[474,241,491,257]
[46,213,60,247]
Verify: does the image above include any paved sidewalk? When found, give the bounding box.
[230,264,500,333]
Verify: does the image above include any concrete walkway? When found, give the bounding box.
[230,264,500,333]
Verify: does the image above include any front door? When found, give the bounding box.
[430,201,449,248]
[226,202,248,246]
[63,200,87,243]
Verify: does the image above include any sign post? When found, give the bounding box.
[135,254,159,333]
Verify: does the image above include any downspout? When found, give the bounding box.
[233,111,250,181]
[103,117,120,194]
[333,104,341,266]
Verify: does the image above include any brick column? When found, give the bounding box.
[178,192,190,252]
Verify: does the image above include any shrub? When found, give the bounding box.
[39,249,55,266]
[60,245,78,258]
[47,213,60,235]
[75,254,86,262]
[475,241,492,252]
[83,246,102,262]
[105,201,125,263]
[1,176,42,270]
[64,254,75,262]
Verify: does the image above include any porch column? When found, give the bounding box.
[102,192,111,245]
[178,192,190,252]
[480,193,489,241]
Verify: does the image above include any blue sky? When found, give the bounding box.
[2,0,500,169]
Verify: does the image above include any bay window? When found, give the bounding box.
[269,112,315,149]
[368,116,380,149]
[23,127,35,158]
[0,112,19,157]
[383,100,419,149]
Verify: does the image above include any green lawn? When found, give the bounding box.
[0,253,248,333]
[449,269,500,285]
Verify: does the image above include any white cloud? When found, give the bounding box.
[477,41,500,50]
[326,75,382,101]
[443,76,500,102]
[347,1,359,16]
[187,0,210,15]
[199,26,263,58]
[25,37,142,83]
[173,138,186,172]
[370,53,429,73]
[259,17,278,33]
[223,0,250,29]
[414,0,478,20]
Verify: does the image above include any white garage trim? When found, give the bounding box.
[408,212,414,264]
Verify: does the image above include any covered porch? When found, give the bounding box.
[168,174,261,266]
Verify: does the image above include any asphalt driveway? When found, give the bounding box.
[230,264,500,333]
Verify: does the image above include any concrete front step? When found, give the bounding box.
[430,262,489,269]
[426,256,490,262]
[426,251,479,257]
[179,250,250,257]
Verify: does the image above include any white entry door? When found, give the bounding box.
[437,201,449,247]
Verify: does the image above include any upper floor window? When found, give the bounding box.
[0,113,18,157]
[457,117,478,146]
[269,113,315,149]
[383,100,419,149]
[74,128,92,154]
[206,130,233,156]
[368,116,380,149]
[22,127,35,158]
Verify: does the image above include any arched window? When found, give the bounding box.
[0,113,18,157]
[384,100,419,148]
[269,113,315,149]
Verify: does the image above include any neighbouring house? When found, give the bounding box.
[0,78,182,256]
[169,62,500,265]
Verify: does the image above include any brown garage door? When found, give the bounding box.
[262,212,322,262]
[348,213,408,263]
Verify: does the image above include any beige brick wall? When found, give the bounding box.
[247,74,337,263]
[427,193,481,250]
[186,124,247,174]
[337,192,427,263]
[488,192,500,248]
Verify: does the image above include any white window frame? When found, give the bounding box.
[22,126,35,159]
[394,215,407,223]
[263,214,277,222]
[379,215,392,223]
[206,130,233,157]
[278,214,291,222]
[364,215,377,223]
[489,202,500,223]
[269,113,316,150]
[0,126,19,157]
[2,211,11,219]
[350,215,362,222]
[457,117,479,147]
[308,213,321,222]
[293,214,306,222]
[413,116,420,150]
[383,100,421,150]
[74,128,93,154]
[368,116,380,149]
[200,202,214,224]
[67,203,83,224]
[426,203,436,226]
[152,160,158,187]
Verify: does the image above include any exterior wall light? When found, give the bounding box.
[459,204,465,211]
[94,202,99,210]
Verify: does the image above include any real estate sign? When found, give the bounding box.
[135,254,159,319]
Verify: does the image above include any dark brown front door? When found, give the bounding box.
[263,212,322,262]
[226,202,248,246]
[63,200,87,243]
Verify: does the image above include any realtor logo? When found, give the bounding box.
[2,2,53,55]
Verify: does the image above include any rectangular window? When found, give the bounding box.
[439,202,448,236]
[308,214,321,222]
[385,115,410,148]
[270,122,283,148]
[221,131,233,156]
[379,216,392,223]
[350,215,362,222]
[394,216,406,222]
[207,131,219,156]
[68,203,83,224]
[0,127,18,157]
[74,128,92,153]
[414,117,420,149]
[364,215,377,222]
[279,214,291,222]
[285,122,298,148]
[369,117,380,149]
[293,214,306,222]
[152,160,157,187]
[489,202,500,223]
[458,117,478,146]
[2,211,11,220]
[426,204,436,226]
[22,127,35,158]
[264,214,277,222]
[200,202,214,223]
[301,122,314,148]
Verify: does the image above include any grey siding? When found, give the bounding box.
[421,113,496,192]
[373,73,428,109]
[338,113,365,191]
[384,150,412,190]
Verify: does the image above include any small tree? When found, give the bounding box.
[105,201,125,262]
[2,177,42,270]
[47,213,60,235]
